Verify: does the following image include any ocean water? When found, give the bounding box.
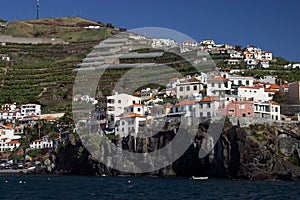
[0,175,299,200]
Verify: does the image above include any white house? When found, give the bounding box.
[0,109,21,121]
[230,51,243,59]
[200,40,215,48]
[207,77,231,97]
[151,39,177,48]
[238,85,275,102]
[107,93,141,122]
[195,96,220,119]
[175,78,203,100]
[124,104,147,116]
[262,52,273,61]
[182,40,198,47]
[226,58,240,65]
[228,75,254,87]
[21,104,41,116]
[254,100,280,121]
[0,125,21,152]
[116,113,147,137]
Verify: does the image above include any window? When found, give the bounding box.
[193,85,198,90]
[186,86,190,91]
[179,87,183,91]
[275,107,278,112]
[207,112,211,117]
[238,80,242,85]
[218,83,221,88]
[207,103,211,108]
[108,99,115,104]
[118,100,121,104]
[212,83,215,87]
[137,108,141,112]
[200,112,203,117]
[246,80,249,85]
[229,109,234,114]
[200,104,203,109]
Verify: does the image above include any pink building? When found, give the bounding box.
[224,101,254,117]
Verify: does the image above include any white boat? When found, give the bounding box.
[192,176,208,180]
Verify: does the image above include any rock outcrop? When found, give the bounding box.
[53,121,300,181]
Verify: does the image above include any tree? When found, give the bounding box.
[273,91,288,104]
[235,45,242,52]
[18,135,32,162]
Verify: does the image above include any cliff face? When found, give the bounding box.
[53,122,300,181]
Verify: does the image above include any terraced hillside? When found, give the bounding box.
[0,17,120,113]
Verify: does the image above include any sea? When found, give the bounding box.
[0,175,299,200]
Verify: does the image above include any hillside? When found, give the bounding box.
[1,17,115,42]
[0,17,119,113]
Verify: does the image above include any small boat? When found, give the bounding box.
[192,176,208,180]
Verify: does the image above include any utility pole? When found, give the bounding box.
[36,0,40,20]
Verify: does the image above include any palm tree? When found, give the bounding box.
[18,127,33,162]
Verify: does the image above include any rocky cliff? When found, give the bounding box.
[52,121,300,181]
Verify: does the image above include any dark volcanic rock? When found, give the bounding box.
[54,122,300,180]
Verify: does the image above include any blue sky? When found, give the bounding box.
[1,0,299,61]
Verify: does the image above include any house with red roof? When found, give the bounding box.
[0,125,21,152]
[207,76,231,97]
[195,96,221,119]
[115,113,147,137]
[238,85,276,102]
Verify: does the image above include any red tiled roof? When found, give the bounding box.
[269,100,279,105]
[209,77,229,82]
[41,116,57,121]
[264,89,278,93]
[129,104,144,107]
[240,85,263,89]
[34,139,42,142]
[269,84,280,89]
[7,140,20,145]
[121,113,146,119]
[183,40,197,43]
[175,99,196,106]
[199,96,218,103]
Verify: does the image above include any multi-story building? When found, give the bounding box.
[107,93,141,122]
[224,100,254,117]
[21,104,41,116]
[175,78,203,100]
[254,100,281,121]
[207,77,231,97]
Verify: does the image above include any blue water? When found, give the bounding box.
[0,175,299,200]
